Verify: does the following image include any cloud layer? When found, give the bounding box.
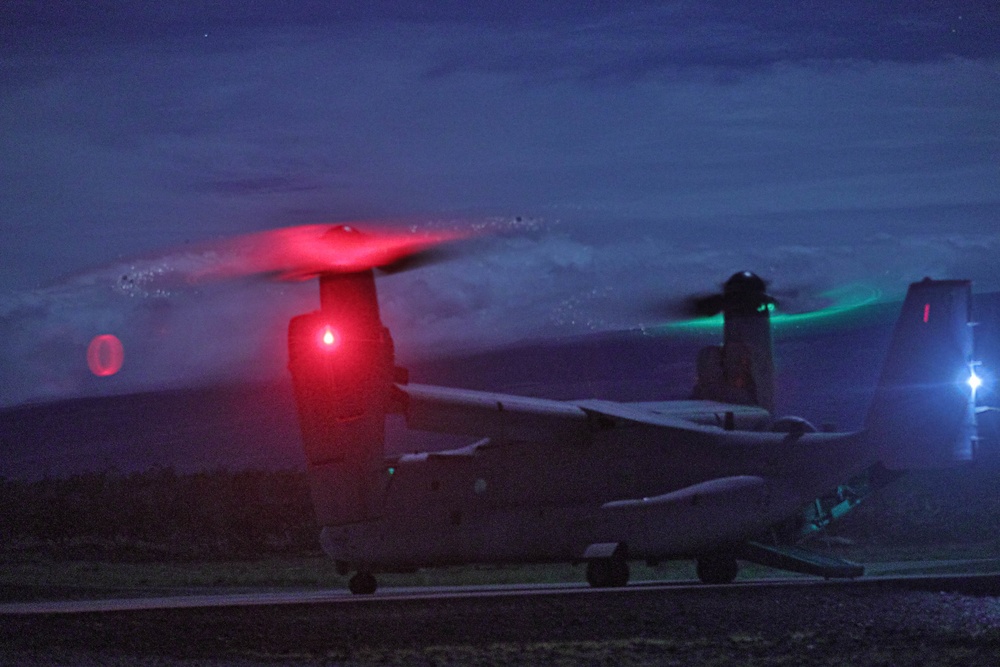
[1,4,997,405]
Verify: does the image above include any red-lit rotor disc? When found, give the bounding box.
[185,224,469,283]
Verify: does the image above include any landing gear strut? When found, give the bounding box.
[696,554,739,584]
[348,571,378,595]
[586,557,630,588]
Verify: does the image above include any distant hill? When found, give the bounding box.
[0,381,304,479]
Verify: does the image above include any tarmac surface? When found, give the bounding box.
[4,558,1000,615]
[3,566,1000,665]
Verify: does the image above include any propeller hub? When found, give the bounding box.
[679,271,774,318]
[724,271,768,295]
[321,224,362,241]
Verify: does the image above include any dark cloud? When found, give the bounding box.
[4,2,997,68]
[420,2,1000,82]
[200,175,325,196]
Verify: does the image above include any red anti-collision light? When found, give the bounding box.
[320,326,339,349]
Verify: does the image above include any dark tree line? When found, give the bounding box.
[1,461,999,562]
[0,468,319,560]
[832,462,1000,547]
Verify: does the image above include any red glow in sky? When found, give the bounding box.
[87,334,124,376]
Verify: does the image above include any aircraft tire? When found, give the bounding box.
[586,558,629,588]
[349,571,378,595]
[696,554,738,585]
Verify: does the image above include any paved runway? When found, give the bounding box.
[4,568,1000,666]
[3,558,1000,615]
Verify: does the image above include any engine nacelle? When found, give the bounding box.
[288,270,395,526]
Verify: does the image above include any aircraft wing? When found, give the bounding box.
[398,384,766,442]
[575,399,770,431]
[399,383,593,442]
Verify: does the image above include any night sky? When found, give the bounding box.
[2,2,998,407]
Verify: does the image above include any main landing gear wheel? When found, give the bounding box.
[586,558,630,588]
[348,571,378,595]
[696,554,739,585]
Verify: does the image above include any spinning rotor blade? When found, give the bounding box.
[376,244,463,275]
[183,224,470,283]
[651,272,773,320]
[644,272,814,325]
[644,273,886,333]
[685,293,727,318]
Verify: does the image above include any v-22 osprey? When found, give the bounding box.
[285,227,979,594]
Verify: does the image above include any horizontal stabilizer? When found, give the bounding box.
[734,541,864,579]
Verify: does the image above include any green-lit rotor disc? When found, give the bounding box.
[649,284,888,335]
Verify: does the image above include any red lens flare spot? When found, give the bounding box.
[923,303,931,323]
[320,326,339,349]
[87,334,124,377]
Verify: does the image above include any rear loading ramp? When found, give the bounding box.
[734,540,864,579]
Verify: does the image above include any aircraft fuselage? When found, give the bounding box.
[320,420,870,570]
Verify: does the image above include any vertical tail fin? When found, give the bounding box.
[866,278,977,470]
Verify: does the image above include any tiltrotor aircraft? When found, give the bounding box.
[279,226,980,594]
